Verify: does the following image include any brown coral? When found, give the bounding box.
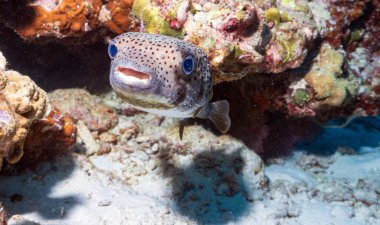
[0,64,51,167]
[8,0,102,39]
[0,52,76,171]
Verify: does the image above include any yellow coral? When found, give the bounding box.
[304,43,348,108]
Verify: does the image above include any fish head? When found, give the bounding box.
[108,32,211,113]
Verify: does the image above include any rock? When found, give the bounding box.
[76,120,100,156]
[0,52,76,172]
[331,205,354,218]
[49,89,118,132]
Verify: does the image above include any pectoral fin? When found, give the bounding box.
[195,100,231,133]
[179,119,185,140]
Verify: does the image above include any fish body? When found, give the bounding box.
[108,32,230,133]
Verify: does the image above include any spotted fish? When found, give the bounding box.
[108,32,230,133]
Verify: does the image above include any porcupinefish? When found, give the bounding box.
[108,32,230,133]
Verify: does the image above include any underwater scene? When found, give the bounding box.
[0,0,379,224]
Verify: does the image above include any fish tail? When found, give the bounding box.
[196,100,231,133]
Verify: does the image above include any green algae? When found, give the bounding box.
[349,29,364,44]
[292,89,310,106]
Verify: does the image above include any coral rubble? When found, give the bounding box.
[49,89,118,132]
[49,89,119,155]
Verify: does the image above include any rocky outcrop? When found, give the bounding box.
[0,52,76,171]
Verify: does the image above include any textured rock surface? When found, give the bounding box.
[0,0,319,81]
[0,54,51,168]
[131,0,318,82]
[0,52,76,171]
[49,89,118,132]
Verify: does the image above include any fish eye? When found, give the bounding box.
[108,42,118,59]
[182,55,194,75]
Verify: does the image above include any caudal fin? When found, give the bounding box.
[196,100,231,133]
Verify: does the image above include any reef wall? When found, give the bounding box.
[0,0,378,160]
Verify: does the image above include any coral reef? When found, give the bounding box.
[0,0,318,81]
[131,0,185,37]
[1,94,380,224]
[102,0,136,34]
[0,0,378,156]
[0,52,76,171]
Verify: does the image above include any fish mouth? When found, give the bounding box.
[116,67,151,82]
[111,61,157,92]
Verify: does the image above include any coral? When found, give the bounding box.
[0,52,76,171]
[324,0,369,48]
[101,0,136,34]
[344,0,380,116]
[1,0,102,40]
[0,61,51,168]
[0,0,136,42]
[265,8,281,26]
[292,88,311,107]
[0,0,318,81]
[0,0,379,148]
[3,107,77,171]
[284,43,353,115]
[184,0,318,82]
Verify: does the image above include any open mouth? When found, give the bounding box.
[111,61,156,91]
[116,67,151,81]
